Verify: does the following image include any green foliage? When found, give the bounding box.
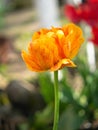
[0,64,7,75]
[33,104,53,130]
[76,58,98,122]
[32,57,98,130]
[59,107,84,130]
[38,72,54,104]
[0,92,10,106]
[33,69,86,130]
[17,123,29,130]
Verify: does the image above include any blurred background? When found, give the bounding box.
[0,0,98,130]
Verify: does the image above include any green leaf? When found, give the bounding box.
[59,106,84,130]
[35,103,54,125]
[38,72,54,104]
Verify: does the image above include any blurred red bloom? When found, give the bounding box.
[81,3,98,26]
[90,26,98,46]
[64,0,98,45]
[64,1,98,26]
[64,5,82,23]
[87,0,98,4]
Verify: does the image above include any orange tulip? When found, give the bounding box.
[22,23,84,72]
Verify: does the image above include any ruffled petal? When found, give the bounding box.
[50,58,76,71]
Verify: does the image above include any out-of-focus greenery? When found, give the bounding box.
[0,64,7,75]
[32,69,84,130]
[28,56,98,130]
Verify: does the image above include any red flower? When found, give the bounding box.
[64,2,98,26]
[87,0,98,4]
[81,3,98,26]
[64,5,82,23]
[64,1,98,46]
[90,26,98,46]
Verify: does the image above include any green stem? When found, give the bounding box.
[53,71,59,130]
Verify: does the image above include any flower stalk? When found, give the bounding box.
[53,71,59,130]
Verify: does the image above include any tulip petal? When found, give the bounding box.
[22,51,42,72]
[62,23,84,59]
[50,58,76,71]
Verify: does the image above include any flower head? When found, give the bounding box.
[22,23,84,72]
